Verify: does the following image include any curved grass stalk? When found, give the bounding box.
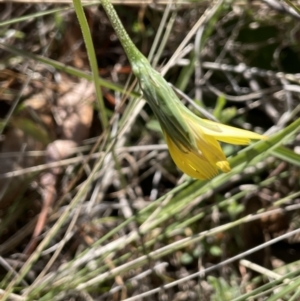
[73,0,108,129]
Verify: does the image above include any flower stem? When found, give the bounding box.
[100,0,144,64]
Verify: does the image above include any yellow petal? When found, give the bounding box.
[200,119,267,145]
[195,132,228,166]
[194,134,231,173]
[216,160,231,172]
[186,118,231,171]
[165,133,219,180]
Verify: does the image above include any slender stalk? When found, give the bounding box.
[100,0,144,64]
[73,0,108,129]
[99,0,199,153]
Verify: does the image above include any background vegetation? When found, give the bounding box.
[1,0,300,300]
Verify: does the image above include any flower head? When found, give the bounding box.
[164,107,266,179]
[132,57,266,180]
[98,0,265,180]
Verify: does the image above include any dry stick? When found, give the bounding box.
[161,0,223,75]
[99,262,169,299]
[32,188,300,294]
[194,25,205,103]
[0,258,28,288]
[121,228,300,301]
[148,1,173,64]
[151,10,176,69]
[0,145,168,179]
[0,153,101,179]
[2,136,115,301]
[0,289,27,301]
[239,259,291,284]
[23,205,82,297]
[0,218,38,256]
[202,61,300,84]
[68,200,300,296]
[203,10,245,84]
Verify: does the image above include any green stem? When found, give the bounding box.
[100,0,144,64]
[73,0,108,129]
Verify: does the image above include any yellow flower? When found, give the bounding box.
[97,0,266,180]
[164,110,266,180]
[130,55,266,180]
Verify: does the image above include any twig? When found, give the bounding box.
[239,259,291,283]
[121,228,300,301]
[202,61,300,84]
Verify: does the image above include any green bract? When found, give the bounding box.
[131,57,196,153]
